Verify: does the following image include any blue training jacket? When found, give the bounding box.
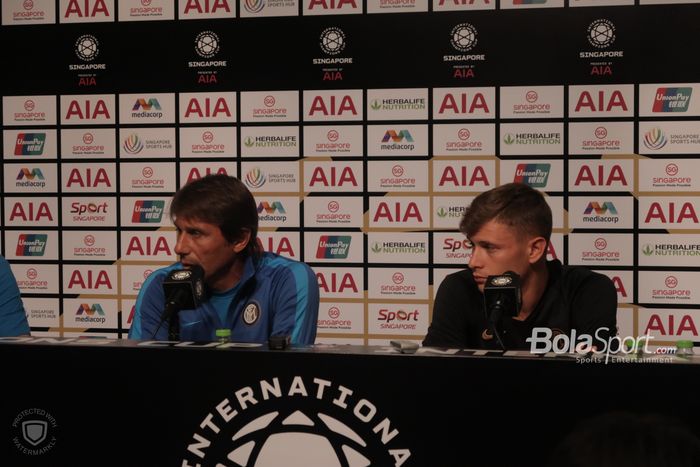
[128,252,319,344]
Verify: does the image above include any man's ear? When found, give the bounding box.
[527,236,548,264]
[231,229,252,254]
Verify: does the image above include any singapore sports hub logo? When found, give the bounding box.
[450,23,477,52]
[181,376,411,466]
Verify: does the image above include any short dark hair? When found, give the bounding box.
[170,175,258,256]
[459,183,552,242]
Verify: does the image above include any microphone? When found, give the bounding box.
[153,265,205,340]
[483,271,522,350]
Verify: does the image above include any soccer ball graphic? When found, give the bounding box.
[220,410,371,467]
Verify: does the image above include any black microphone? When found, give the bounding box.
[483,271,522,350]
[152,265,205,340]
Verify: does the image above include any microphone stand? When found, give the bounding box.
[166,303,180,341]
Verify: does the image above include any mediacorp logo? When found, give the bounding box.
[181,376,410,466]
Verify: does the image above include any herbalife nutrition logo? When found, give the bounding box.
[372,241,426,255]
[503,132,560,145]
[370,98,425,112]
[642,243,700,257]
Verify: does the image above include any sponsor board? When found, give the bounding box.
[367,303,429,335]
[60,94,115,124]
[62,231,117,261]
[119,127,176,158]
[638,196,700,229]
[258,231,300,259]
[639,159,700,191]
[368,268,428,299]
[62,264,117,294]
[303,161,361,192]
[500,122,564,155]
[61,162,116,192]
[638,121,700,154]
[179,126,236,157]
[241,126,298,158]
[240,91,299,121]
[122,299,136,330]
[120,197,172,227]
[568,234,634,266]
[568,122,634,155]
[546,196,564,229]
[303,125,363,157]
[178,0,236,18]
[368,232,429,264]
[119,162,176,193]
[499,86,564,119]
[5,231,58,260]
[12,264,59,294]
[366,88,428,120]
[501,0,564,8]
[317,302,364,333]
[23,297,60,328]
[62,299,118,329]
[61,128,116,158]
[433,124,495,156]
[255,196,301,227]
[431,159,495,192]
[638,272,700,304]
[638,307,700,341]
[303,90,363,121]
[304,232,362,263]
[639,83,699,117]
[61,197,117,227]
[2,0,56,25]
[59,0,115,23]
[179,92,237,123]
[432,196,474,229]
[433,87,495,120]
[568,159,633,192]
[433,233,471,265]
[639,234,700,267]
[499,159,563,191]
[366,124,428,157]
[118,0,176,21]
[369,196,430,228]
[4,163,58,193]
[121,265,157,295]
[572,0,633,5]
[367,160,428,192]
[568,196,633,229]
[2,95,57,125]
[367,0,428,13]
[303,197,363,228]
[568,85,634,117]
[432,0,494,11]
[315,267,364,298]
[120,231,177,260]
[180,162,237,186]
[3,129,57,159]
[118,93,176,124]
[242,162,300,193]
[4,197,58,227]
[303,0,363,15]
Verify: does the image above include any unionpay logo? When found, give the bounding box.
[513,163,550,187]
[316,235,351,259]
[653,87,692,113]
[131,200,165,223]
[14,133,46,155]
[15,234,48,256]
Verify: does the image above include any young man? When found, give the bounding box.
[423,183,617,350]
[129,174,319,344]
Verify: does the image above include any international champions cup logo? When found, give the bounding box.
[181,376,411,466]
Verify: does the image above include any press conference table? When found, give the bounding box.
[1,337,699,467]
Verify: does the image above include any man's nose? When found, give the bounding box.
[468,246,481,269]
[174,234,189,256]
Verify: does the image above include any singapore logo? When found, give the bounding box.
[181,377,411,466]
[450,23,477,52]
[75,34,99,61]
[320,27,346,55]
[195,31,220,58]
[587,19,615,49]
[643,127,667,150]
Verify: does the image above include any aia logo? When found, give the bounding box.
[125,234,172,257]
[317,271,359,294]
[644,201,699,225]
[186,166,229,183]
[63,97,112,122]
[645,314,698,337]
[308,94,358,117]
[8,201,54,222]
[573,90,628,113]
[182,95,233,120]
[308,165,358,187]
[436,92,490,116]
[573,164,628,187]
[437,164,490,187]
[66,269,113,290]
[309,0,358,10]
[183,0,233,14]
[373,201,424,223]
[63,0,112,19]
[65,167,112,188]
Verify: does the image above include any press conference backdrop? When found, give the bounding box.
[1,0,700,346]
